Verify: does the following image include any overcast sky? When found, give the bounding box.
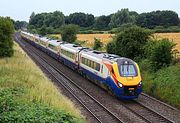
[0,0,179,22]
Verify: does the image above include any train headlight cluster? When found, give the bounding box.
[138,82,142,87]
[118,82,123,88]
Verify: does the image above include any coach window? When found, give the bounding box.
[90,61,93,68]
[93,62,96,69]
[82,57,84,64]
[96,63,100,71]
[87,59,90,67]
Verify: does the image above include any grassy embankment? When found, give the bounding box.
[50,33,180,108]
[0,42,84,122]
[140,61,180,108]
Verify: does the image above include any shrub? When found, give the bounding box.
[106,41,116,54]
[61,24,79,43]
[145,39,175,70]
[93,38,102,50]
[107,26,152,60]
[0,17,14,57]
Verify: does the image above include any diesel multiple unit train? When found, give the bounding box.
[20,31,142,99]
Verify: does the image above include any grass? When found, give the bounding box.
[0,42,84,122]
[140,62,180,109]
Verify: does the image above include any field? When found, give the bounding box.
[51,33,180,51]
[154,33,180,50]
[0,42,84,122]
[77,34,115,48]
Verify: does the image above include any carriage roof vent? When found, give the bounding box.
[92,51,102,54]
[73,45,80,47]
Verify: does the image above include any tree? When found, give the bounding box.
[61,24,79,43]
[106,41,116,54]
[109,9,136,28]
[0,17,14,57]
[29,13,46,28]
[44,11,65,28]
[94,15,111,30]
[14,21,28,30]
[68,12,87,27]
[30,12,35,20]
[93,38,102,50]
[29,11,65,30]
[136,10,180,28]
[85,14,95,27]
[68,12,95,27]
[145,39,175,70]
[107,26,152,60]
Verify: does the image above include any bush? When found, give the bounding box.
[0,17,14,57]
[107,26,152,60]
[93,38,102,50]
[106,41,116,54]
[61,24,79,43]
[145,39,175,70]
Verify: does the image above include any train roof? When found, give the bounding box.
[40,37,49,42]
[61,43,87,52]
[81,49,122,62]
[48,39,63,46]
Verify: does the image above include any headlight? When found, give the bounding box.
[138,82,142,87]
[118,82,123,88]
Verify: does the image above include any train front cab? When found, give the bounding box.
[106,59,142,99]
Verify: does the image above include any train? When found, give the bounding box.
[20,31,142,99]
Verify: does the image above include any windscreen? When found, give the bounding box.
[118,62,138,77]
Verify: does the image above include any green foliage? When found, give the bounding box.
[47,35,60,40]
[140,63,180,108]
[73,40,86,46]
[106,41,116,54]
[93,38,103,50]
[0,88,80,123]
[109,9,137,28]
[38,26,47,36]
[61,24,79,43]
[108,26,152,60]
[109,23,136,33]
[14,21,28,30]
[94,15,111,30]
[66,12,94,27]
[136,10,180,29]
[153,26,180,33]
[29,11,65,31]
[0,17,14,57]
[145,39,175,70]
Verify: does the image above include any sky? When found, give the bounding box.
[0,0,179,22]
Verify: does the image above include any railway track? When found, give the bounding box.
[141,93,180,112]
[15,33,124,123]
[121,100,174,123]
[14,33,179,123]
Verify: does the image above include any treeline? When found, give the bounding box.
[22,9,180,34]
